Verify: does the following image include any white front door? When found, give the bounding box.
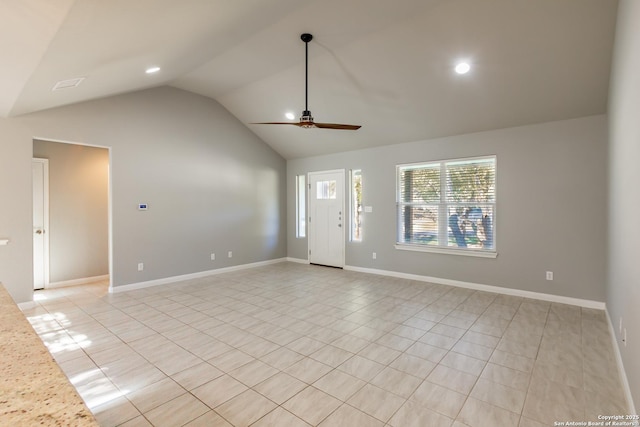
[308,170,345,268]
[32,158,49,290]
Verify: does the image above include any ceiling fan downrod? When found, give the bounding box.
[301,33,313,123]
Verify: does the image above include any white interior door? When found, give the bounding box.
[309,170,345,268]
[32,158,49,290]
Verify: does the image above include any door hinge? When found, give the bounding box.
[308,216,311,223]
[309,250,311,255]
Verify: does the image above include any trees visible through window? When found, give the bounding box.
[296,174,306,238]
[351,170,362,241]
[397,156,496,252]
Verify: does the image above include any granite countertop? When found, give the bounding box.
[0,284,99,426]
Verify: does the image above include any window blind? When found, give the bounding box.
[397,156,496,252]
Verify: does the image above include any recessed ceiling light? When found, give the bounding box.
[285,112,296,120]
[145,66,161,74]
[455,62,471,75]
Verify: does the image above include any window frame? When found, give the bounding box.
[395,155,497,258]
[295,174,306,238]
[350,169,362,242]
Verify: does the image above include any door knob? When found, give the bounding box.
[35,230,43,234]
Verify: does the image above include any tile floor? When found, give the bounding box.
[22,262,630,426]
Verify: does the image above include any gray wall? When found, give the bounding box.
[288,115,608,302]
[607,0,640,409]
[33,140,109,283]
[0,86,287,303]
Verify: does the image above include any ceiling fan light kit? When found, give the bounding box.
[253,33,361,131]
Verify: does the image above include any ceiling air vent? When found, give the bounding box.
[52,77,85,91]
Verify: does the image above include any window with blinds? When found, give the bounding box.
[397,156,496,253]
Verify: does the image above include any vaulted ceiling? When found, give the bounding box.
[1,0,618,158]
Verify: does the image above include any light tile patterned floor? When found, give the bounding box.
[22,262,629,426]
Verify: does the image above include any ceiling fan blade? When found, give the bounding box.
[314,122,361,130]
[253,121,360,130]
[253,34,362,131]
[251,122,303,126]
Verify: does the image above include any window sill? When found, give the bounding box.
[395,244,497,258]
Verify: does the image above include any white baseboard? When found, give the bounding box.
[605,307,637,415]
[110,258,287,293]
[112,258,605,308]
[343,265,606,309]
[47,274,109,289]
[286,257,310,264]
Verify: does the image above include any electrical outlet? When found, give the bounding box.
[137,262,144,271]
[623,328,627,347]
[210,253,215,261]
[545,271,553,281]
[372,252,377,260]
[228,251,233,258]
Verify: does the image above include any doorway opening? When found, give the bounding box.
[32,139,112,291]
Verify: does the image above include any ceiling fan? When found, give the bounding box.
[253,33,361,130]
